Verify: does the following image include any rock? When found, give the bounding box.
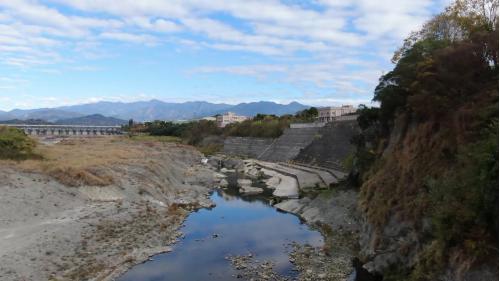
[213,172,227,179]
[207,156,222,168]
[239,186,264,195]
[219,179,229,188]
[223,158,244,170]
[237,179,252,187]
[274,199,304,214]
[220,168,236,173]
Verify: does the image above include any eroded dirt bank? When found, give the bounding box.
[0,137,216,281]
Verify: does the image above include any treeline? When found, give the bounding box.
[125,107,319,146]
[351,0,498,279]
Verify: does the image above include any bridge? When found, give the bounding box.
[0,124,123,136]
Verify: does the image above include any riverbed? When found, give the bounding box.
[118,189,324,281]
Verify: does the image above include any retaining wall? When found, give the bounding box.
[294,120,359,170]
[223,137,274,158]
[223,120,359,168]
[258,127,321,162]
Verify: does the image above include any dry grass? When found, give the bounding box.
[0,136,154,187]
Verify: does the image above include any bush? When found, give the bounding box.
[0,126,38,160]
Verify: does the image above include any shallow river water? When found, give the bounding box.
[118,190,324,281]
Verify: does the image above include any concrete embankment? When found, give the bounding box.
[0,138,217,281]
[222,120,359,169]
[231,158,347,199]
[222,137,274,158]
[258,127,321,162]
[295,120,359,170]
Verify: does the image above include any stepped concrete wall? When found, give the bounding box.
[294,120,359,170]
[223,137,274,158]
[223,120,359,168]
[258,127,321,162]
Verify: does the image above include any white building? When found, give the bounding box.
[216,112,249,127]
[318,105,357,122]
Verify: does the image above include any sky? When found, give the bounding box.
[0,0,451,111]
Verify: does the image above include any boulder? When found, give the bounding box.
[223,158,244,170]
[219,179,229,188]
[237,179,252,187]
[239,186,264,195]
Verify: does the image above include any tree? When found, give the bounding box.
[294,107,318,121]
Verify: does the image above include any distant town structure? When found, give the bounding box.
[216,112,249,127]
[317,105,357,122]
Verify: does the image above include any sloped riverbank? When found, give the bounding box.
[0,138,216,281]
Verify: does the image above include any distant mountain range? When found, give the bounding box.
[0,100,309,122]
[55,114,127,126]
[0,119,53,125]
[0,114,127,126]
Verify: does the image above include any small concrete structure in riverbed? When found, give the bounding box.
[1,124,122,136]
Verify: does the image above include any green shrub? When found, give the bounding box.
[0,126,38,160]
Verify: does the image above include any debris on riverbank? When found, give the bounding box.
[288,242,353,281]
[226,254,288,281]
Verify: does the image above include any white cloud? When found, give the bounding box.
[100,32,159,45]
[0,0,450,107]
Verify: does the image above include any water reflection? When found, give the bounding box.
[118,190,323,281]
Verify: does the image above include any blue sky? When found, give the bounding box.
[0,0,451,111]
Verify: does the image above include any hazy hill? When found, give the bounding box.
[0,119,53,125]
[1,100,310,122]
[57,100,234,121]
[2,109,83,122]
[220,101,308,116]
[56,114,127,126]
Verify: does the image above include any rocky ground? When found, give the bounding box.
[277,190,360,281]
[0,137,216,281]
[213,156,361,281]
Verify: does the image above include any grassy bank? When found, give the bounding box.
[0,135,189,187]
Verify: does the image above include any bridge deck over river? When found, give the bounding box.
[0,124,122,136]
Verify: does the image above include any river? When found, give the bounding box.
[118,189,324,281]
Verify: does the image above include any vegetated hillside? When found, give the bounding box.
[351,1,498,280]
[56,114,127,126]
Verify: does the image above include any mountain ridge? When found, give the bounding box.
[0,100,310,122]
